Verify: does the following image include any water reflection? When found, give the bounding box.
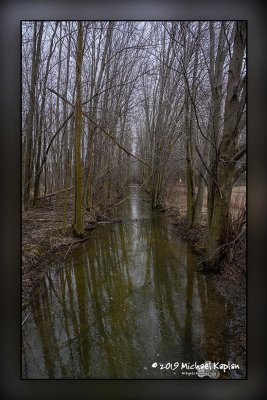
[22,192,228,378]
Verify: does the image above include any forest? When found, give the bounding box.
[22,21,246,379]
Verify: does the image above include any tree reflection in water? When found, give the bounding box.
[22,196,228,378]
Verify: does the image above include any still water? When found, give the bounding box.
[22,186,229,379]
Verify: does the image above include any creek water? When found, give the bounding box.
[22,186,229,379]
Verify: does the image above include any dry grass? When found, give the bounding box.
[163,184,246,218]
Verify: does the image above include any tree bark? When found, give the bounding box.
[73,22,84,237]
[23,22,43,208]
[205,21,246,269]
[33,22,57,205]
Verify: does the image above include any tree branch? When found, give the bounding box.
[232,144,246,162]
[233,164,246,183]
[24,110,74,187]
[194,143,211,176]
[48,87,152,169]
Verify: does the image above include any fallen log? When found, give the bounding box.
[22,218,63,222]
[37,186,73,200]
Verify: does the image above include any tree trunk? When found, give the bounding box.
[205,21,246,270]
[206,174,233,269]
[23,22,43,208]
[152,171,162,208]
[86,132,94,212]
[33,22,57,205]
[206,23,228,231]
[62,149,71,234]
[192,174,205,226]
[73,22,84,237]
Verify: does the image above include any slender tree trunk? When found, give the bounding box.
[23,22,43,208]
[86,132,94,212]
[152,171,162,208]
[33,22,57,205]
[62,149,71,234]
[193,174,206,226]
[73,22,84,237]
[61,24,71,231]
[185,84,195,227]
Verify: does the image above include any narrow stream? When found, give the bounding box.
[22,186,229,379]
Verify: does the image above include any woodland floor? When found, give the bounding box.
[161,184,246,378]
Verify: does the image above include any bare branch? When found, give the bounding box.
[47,87,152,169]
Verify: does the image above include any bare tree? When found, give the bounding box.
[205,21,246,268]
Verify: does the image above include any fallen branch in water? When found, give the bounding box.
[63,236,92,259]
[63,217,136,259]
[64,242,73,260]
[22,312,31,326]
